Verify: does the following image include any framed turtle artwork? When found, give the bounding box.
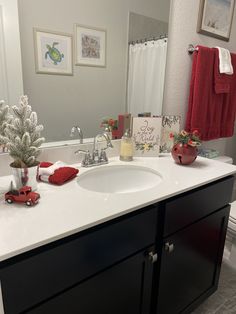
[34,28,73,75]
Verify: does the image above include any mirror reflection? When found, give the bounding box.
[3,0,170,142]
[127,12,168,117]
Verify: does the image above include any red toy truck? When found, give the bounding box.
[5,186,40,206]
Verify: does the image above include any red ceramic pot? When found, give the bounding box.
[171,143,198,165]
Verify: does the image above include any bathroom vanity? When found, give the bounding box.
[0,156,235,314]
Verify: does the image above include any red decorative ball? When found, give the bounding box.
[171,143,198,165]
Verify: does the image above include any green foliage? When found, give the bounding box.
[0,96,45,167]
[0,100,12,145]
[171,130,201,147]
[135,142,156,152]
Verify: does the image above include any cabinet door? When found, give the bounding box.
[156,205,229,314]
[0,206,157,314]
[26,249,154,314]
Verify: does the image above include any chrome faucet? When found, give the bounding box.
[76,132,113,167]
[70,126,83,144]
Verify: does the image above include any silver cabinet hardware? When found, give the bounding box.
[165,242,175,253]
[148,251,158,263]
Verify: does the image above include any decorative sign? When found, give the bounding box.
[159,115,181,153]
[132,117,162,157]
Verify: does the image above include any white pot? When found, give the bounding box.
[11,163,39,191]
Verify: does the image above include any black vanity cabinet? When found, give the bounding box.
[26,250,153,314]
[0,176,234,314]
[155,176,234,314]
[0,206,157,314]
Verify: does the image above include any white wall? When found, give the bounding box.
[0,6,8,102]
[163,0,236,161]
[0,0,23,105]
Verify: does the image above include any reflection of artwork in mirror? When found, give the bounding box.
[34,29,73,75]
[197,0,235,41]
[159,115,181,153]
[75,25,106,67]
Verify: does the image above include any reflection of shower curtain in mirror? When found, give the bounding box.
[127,39,167,116]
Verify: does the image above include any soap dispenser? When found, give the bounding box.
[120,129,133,161]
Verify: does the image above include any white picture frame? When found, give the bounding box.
[75,24,106,67]
[34,28,73,75]
[197,0,235,41]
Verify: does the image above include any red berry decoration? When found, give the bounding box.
[171,130,201,165]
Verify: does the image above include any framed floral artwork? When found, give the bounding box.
[34,28,73,75]
[159,115,181,153]
[197,0,235,41]
[75,24,106,67]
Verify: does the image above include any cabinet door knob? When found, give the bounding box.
[148,251,158,263]
[165,242,175,253]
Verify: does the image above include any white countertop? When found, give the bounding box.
[0,155,236,262]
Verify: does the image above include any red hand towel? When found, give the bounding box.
[48,167,79,185]
[39,162,79,185]
[40,162,53,168]
[185,46,236,141]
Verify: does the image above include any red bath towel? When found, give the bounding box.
[185,45,236,141]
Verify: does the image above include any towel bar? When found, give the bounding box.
[188,44,199,54]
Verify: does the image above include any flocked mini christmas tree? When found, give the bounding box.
[0,95,45,168]
[0,100,12,148]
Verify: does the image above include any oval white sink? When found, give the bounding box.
[77,165,162,194]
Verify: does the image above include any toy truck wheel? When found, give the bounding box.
[26,200,32,206]
[6,198,13,204]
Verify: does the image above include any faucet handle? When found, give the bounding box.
[92,149,99,163]
[74,149,89,155]
[99,148,108,162]
[74,149,91,167]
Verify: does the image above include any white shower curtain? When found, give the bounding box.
[127,38,168,116]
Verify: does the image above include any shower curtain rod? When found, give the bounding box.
[129,34,168,45]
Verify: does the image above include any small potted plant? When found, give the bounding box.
[0,96,45,190]
[100,117,119,139]
[170,130,201,165]
[0,100,12,153]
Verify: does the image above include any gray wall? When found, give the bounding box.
[163,0,236,162]
[129,12,168,42]
[18,0,170,142]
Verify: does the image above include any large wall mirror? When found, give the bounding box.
[2,0,170,143]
